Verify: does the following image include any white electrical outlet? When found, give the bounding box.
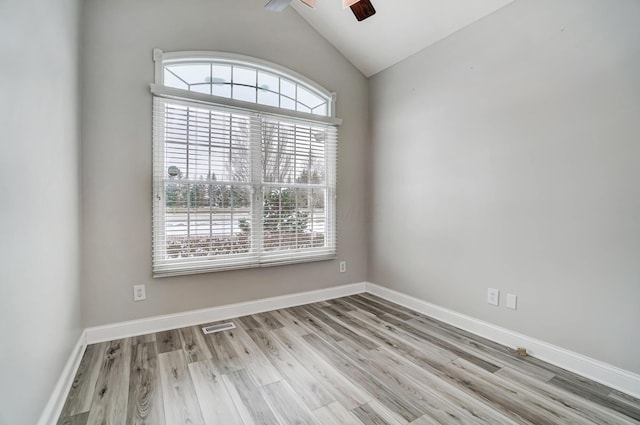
[339,261,346,273]
[133,284,146,301]
[487,288,499,306]
[506,294,517,310]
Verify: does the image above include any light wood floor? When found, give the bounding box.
[57,294,640,425]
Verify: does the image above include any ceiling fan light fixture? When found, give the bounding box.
[342,0,360,9]
[265,0,375,22]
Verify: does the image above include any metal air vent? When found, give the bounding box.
[202,322,236,334]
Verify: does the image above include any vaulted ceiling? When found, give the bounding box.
[291,0,515,77]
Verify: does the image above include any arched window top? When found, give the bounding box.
[153,49,335,117]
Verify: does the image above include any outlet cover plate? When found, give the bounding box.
[133,284,146,301]
[487,288,499,306]
[506,293,517,309]
[339,261,346,273]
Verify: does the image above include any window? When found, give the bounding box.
[162,58,330,116]
[151,50,340,277]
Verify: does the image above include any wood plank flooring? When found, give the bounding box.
[57,294,640,424]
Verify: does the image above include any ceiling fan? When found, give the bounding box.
[265,0,376,22]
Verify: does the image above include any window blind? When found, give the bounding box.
[152,96,337,277]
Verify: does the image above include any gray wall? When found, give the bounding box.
[0,0,83,423]
[81,0,369,326]
[369,0,640,374]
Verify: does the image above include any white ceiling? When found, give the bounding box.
[291,0,515,77]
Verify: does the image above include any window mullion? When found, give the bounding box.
[250,113,263,260]
[186,107,192,242]
[208,110,213,239]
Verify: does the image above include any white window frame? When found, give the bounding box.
[151,49,340,277]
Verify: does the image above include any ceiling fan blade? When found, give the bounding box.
[350,0,376,21]
[265,0,294,12]
[342,0,360,7]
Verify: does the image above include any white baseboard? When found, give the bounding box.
[37,330,87,425]
[366,282,640,399]
[86,282,367,344]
